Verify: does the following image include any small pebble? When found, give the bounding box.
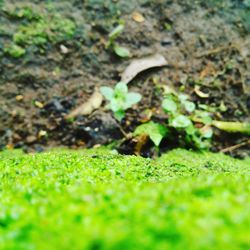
[132,12,145,23]
[35,101,44,109]
[60,44,69,54]
[26,135,37,144]
[38,130,47,138]
[16,95,24,101]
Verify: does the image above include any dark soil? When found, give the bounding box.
[0,0,249,157]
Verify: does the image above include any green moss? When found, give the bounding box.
[4,6,39,20]
[13,14,75,46]
[0,149,250,250]
[4,44,26,58]
[3,5,76,57]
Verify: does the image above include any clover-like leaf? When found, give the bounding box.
[172,115,192,128]
[115,82,128,96]
[101,81,141,121]
[162,98,177,113]
[183,101,196,113]
[178,94,189,102]
[134,121,168,146]
[125,92,142,109]
[109,99,121,112]
[100,86,114,100]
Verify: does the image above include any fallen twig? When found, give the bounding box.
[195,44,238,58]
[220,139,250,153]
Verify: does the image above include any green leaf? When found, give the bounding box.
[109,24,124,41]
[134,121,168,146]
[195,111,213,125]
[186,124,196,135]
[101,81,141,120]
[124,93,142,109]
[183,101,196,113]
[114,110,125,121]
[100,86,114,100]
[190,134,210,149]
[172,115,191,128]
[114,45,131,58]
[201,127,213,138]
[109,99,121,112]
[162,99,177,113]
[178,94,189,102]
[115,82,128,96]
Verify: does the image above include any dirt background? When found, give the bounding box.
[0,0,250,157]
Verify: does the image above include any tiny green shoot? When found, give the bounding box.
[100,82,141,121]
[134,121,168,147]
[107,22,131,58]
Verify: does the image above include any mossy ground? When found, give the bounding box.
[0,149,250,250]
[2,4,75,58]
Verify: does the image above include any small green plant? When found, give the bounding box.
[134,121,168,147]
[106,22,131,58]
[133,92,213,150]
[100,82,141,121]
[162,93,213,149]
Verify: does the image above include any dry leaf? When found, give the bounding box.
[200,63,216,79]
[35,101,44,108]
[60,44,69,54]
[16,95,24,101]
[194,86,209,98]
[134,134,149,156]
[121,54,168,84]
[66,88,103,119]
[132,12,145,23]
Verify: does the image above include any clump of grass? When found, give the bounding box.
[0,149,250,250]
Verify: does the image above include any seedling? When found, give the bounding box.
[134,121,168,147]
[106,22,131,58]
[132,92,213,150]
[100,82,141,121]
[162,93,213,149]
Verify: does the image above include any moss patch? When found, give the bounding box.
[2,4,76,57]
[0,149,250,249]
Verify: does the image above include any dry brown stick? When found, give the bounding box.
[220,139,250,153]
[116,123,132,139]
[195,44,237,58]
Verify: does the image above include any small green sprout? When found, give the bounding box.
[162,93,213,149]
[106,22,131,58]
[100,82,142,121]
[172,115,192,128]
[162,98,177,113]
[134,121,168,147]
